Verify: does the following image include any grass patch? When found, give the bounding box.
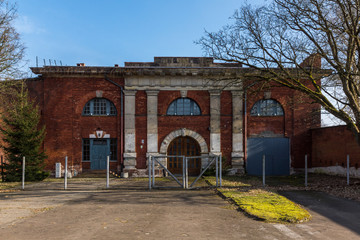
[205,176,251,188]
[43,177,107,182]
[220,189,311,223]
[0,181,21,190]
[205,176,311,223]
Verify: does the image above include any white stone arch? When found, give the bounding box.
[159,128,209,154]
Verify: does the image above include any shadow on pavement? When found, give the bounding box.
[280,190,360,235]
[0,178,219,208]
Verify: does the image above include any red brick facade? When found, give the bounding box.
[19,57,324,176]
[246,86,321,168]
[27,75,124,173]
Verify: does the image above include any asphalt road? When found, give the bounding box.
[0,179,359,240]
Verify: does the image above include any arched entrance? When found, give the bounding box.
[167,136,201,175]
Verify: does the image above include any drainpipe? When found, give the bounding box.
[104,75,124,173]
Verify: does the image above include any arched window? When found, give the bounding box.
[250,99,284,116]
[166,98,201,116]
[82,98,117,116]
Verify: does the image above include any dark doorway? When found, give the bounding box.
[167,136,201,175]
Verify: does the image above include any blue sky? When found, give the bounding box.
[14,0,267,71]
[14,0,338,126]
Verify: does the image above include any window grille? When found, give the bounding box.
[82,98,117,116]
[250,99,284,116]
[166,98,201,116]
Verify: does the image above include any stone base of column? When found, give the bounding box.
[123,153,137,169]
[229,152,245,175]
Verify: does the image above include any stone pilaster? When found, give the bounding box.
[146,90,159,160]
[209,90,221,154]
[123,90,137,169]
[231,90,245,174]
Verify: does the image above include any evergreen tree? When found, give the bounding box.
[0,82,48,182]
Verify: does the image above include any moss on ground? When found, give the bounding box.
[206,176,251,188]
[220,189,311,223]
[205,176,311,223]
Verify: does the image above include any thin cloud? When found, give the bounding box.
[14,16,45,34]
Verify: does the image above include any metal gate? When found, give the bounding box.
[148,155,222,190]
[246,138,290,176]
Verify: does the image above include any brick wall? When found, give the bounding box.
[246,86,321,168]
[23,74,321,173]
[157,90,211,165]
[28,76,124,172]
[135,90,147,169]
[312,126,360,169]
[220,91,233,165]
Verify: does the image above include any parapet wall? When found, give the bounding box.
[311,125,360,177]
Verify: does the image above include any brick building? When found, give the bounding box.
[27,57,321,176]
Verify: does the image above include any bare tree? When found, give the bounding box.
[0,0,24,79]
[198,0,360,138]
[0,0,25,109]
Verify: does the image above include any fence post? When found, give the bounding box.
[219,154,222,187]
[148,156,152,190]
[64,156,68,190]
[22,156,25,190]
[215,155,219,187]
[185,157,189,189]
[347,154,350,186]
[305,154,308,187]
[262,154,265,187]
[182,156,186,189]
[152,155,155,187]
[1,155,4,182]
[106,156,110,188]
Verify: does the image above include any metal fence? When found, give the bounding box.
[148,154,222,190]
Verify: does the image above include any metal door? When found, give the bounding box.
[90,139,109,170]
[246,138,290,176]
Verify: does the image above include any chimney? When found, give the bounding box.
[77,63,85,67]
[299,54,321,69]
[114,64,119,67]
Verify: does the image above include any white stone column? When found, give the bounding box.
[123,90,137,169]
[146,90,159,157]
[209,90,221,154]
[231,90,244,174]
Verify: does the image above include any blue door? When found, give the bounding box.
[247,138,290,176]
[90,139,110,170]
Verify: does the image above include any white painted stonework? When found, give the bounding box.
[147,134,158,153]
[89,133,110,138]
[124,134,136,153]
[209,90,221,153]
[146,90,159,155]
[125,75,242,91]
[124,90,137,168]
[210,133,221,153]
[89,129,110,139]
[309,166,360,178]
[232,133,243,153]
